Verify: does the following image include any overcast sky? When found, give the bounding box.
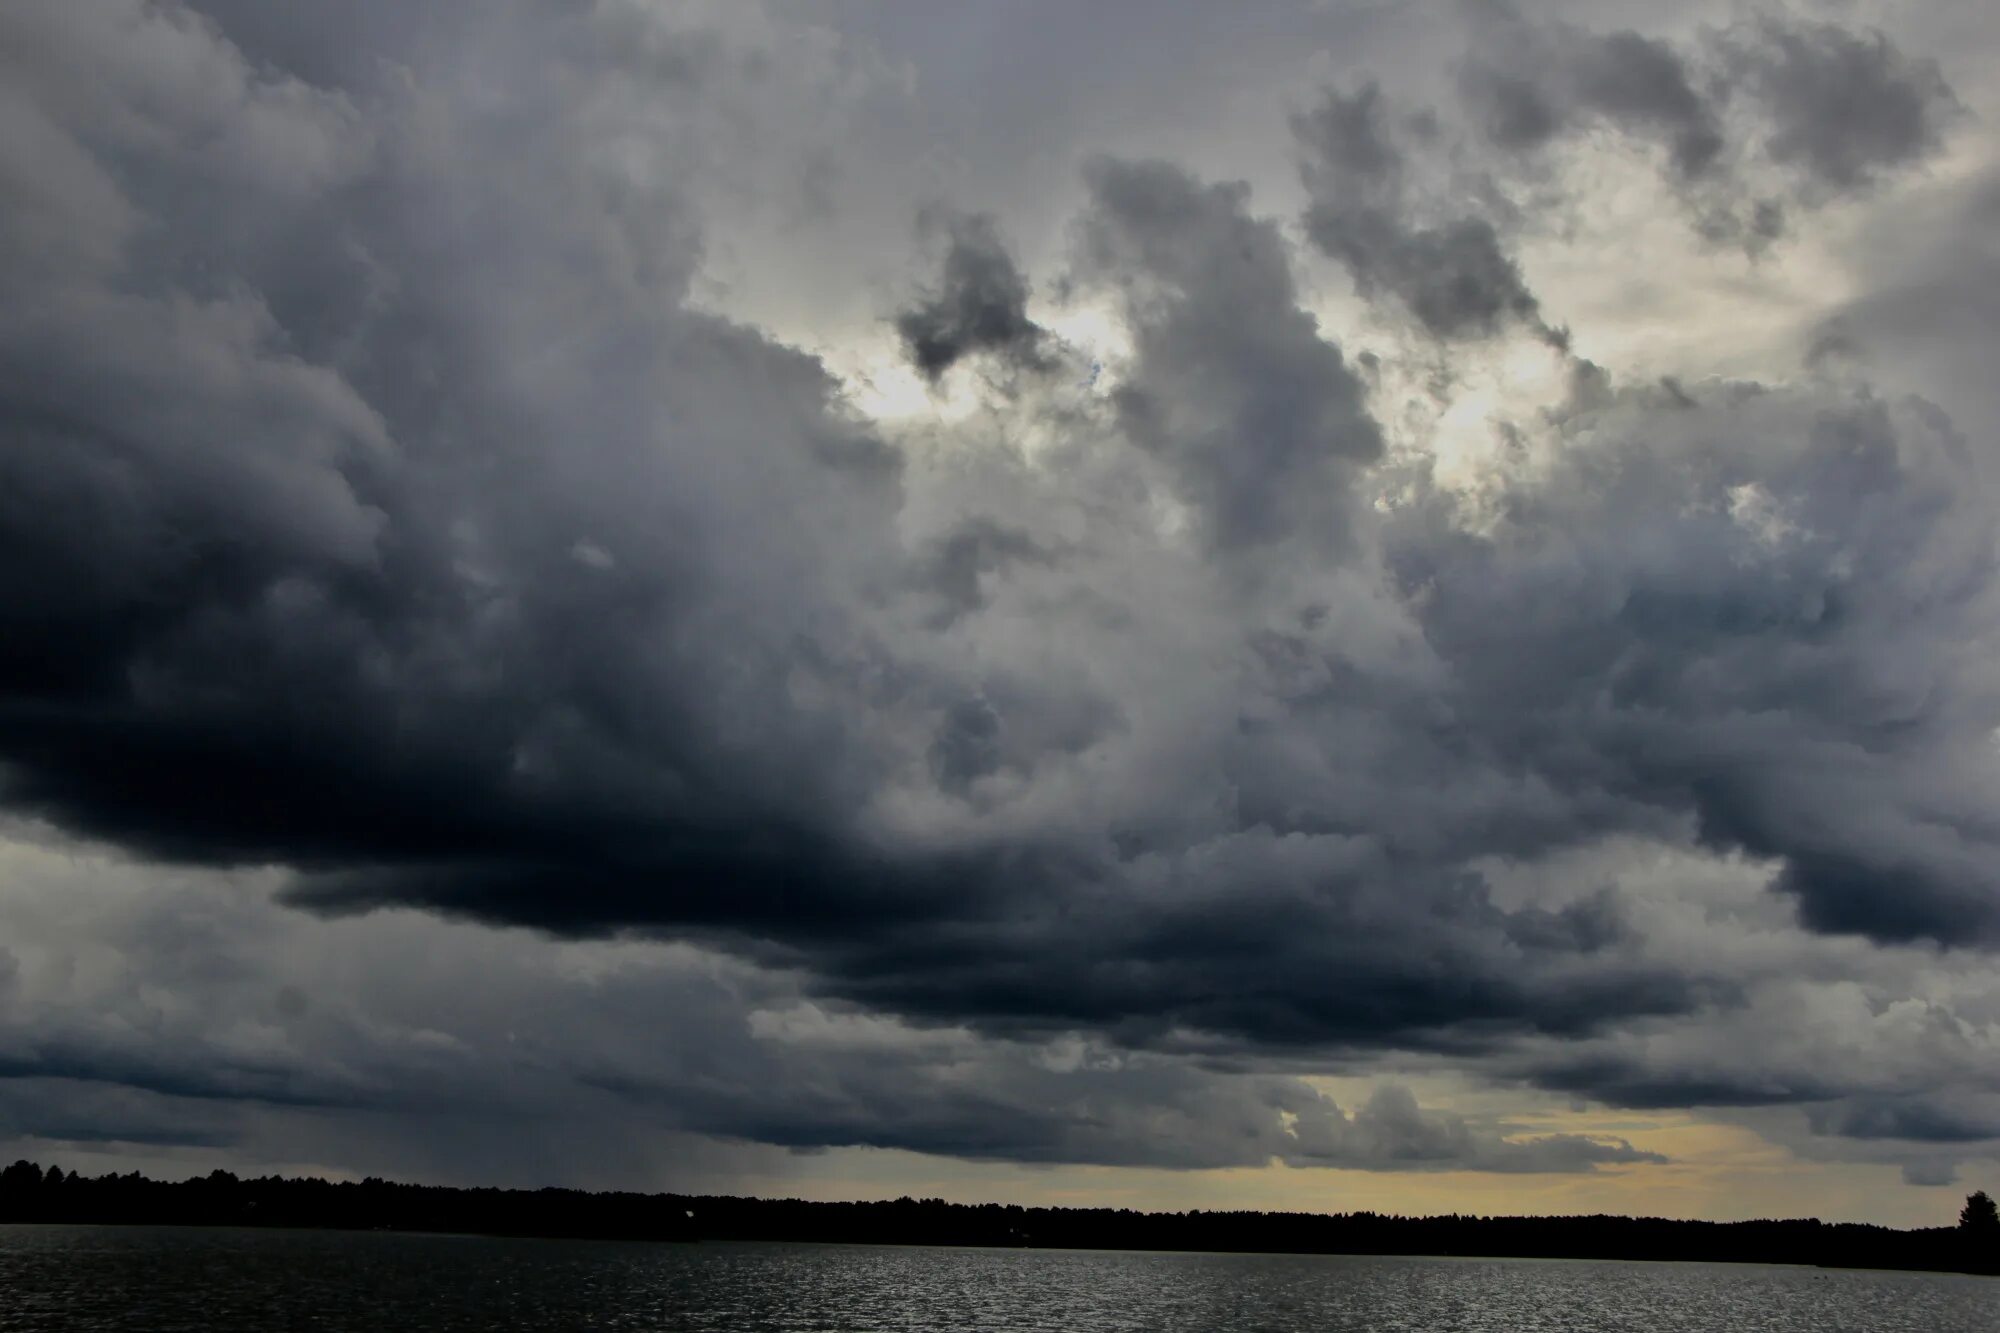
[4,0,2000,1226]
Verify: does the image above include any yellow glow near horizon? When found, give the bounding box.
[709,1121,1978,1231]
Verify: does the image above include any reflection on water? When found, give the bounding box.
[1,1224,1994,1332]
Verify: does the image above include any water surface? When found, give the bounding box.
[1,1225,1993,1331]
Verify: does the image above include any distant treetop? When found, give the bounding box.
[1960,1191,1999,1232]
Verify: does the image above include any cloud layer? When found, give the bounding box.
[2,0,1998,1195]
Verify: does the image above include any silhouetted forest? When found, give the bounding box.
[3,1159,1996,1275]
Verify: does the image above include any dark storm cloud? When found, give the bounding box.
[3,0,2000,1174]
[0,1080,239,1152]
[0,854,1662,1176]
[1530,1057,1817,1111]
[1523,1027,1975,1122]
[0,0,908,923]
[896,212,1051,382]
[0,1044,360,1114]
[284,819,1708,1063]
[1823,1098,2000,1145]
[800,845,1713,1054]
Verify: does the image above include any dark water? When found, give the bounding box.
[1,1225,1994,1331]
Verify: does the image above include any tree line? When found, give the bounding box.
[3,1159,1995,1274]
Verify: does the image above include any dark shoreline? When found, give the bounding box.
[4,1159,1995,1276]
[8,1222,2000,1282]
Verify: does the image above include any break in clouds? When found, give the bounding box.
[2,0,1998,1196]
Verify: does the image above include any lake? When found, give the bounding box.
[1,1225,1994,1330]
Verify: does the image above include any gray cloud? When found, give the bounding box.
[1458,7,1958,247]
[1462,10,1723,181]
[1278,1084,1662,1173]
[897,211,1052,382]
[1394,381,2000,945]
[1713,17,1960,197]
[928,697,1004,796]
[1295,83,1555,343]
[1903,1160,1960,1187]
[1074,156,1382,552]
[911,518,1052,626]
[1810,167,2000,433]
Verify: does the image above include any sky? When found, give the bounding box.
[2,0,1999,1228]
